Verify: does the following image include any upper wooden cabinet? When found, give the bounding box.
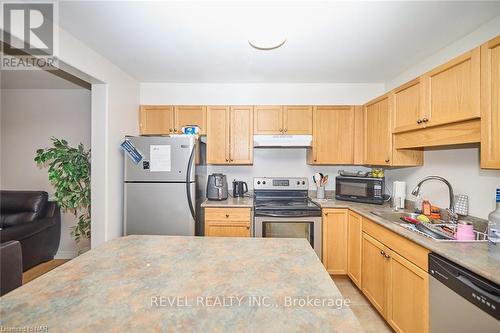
[481,36,500,169]
[254,105,312,135]
[139,105,206,135]
[353,106,365,165]
[283,106,313,134]
[364,95,423,167]
[206,106,253,165]
[421,47,480,128]
[139,105,174,135]
[364,95,392,166]
[174,106,207,134]
[309,106,354,165]
[392,78,425,133]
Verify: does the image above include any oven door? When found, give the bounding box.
[254,215,322,259]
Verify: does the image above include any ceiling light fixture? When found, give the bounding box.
[248,39,287,51]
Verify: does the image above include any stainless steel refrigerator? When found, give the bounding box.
[123,135,206,236]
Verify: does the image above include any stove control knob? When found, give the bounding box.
[262,181,266,185]
[302,181,306,185]
[296,181,300,185]
[257,181,261,185]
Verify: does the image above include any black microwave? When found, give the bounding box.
[335,176,385,205]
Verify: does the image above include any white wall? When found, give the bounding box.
[386,147,500,219]
[140,83,384,105]
[384,15,500,219]
[1,89,91,257]
[54,26,140,246]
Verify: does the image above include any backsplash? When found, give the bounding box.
[207,148,370,190]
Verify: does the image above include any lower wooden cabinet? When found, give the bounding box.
[361,232,388,316]
[347,211,362,288]
[322,209,348,274]
[204,208,251,237]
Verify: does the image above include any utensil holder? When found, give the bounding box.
[317,186,325,200]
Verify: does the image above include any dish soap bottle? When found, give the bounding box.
[414,193,424,214]
[488,189,500,259]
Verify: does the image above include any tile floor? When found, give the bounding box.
[332,276,392,333]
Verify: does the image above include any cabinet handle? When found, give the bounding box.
[384,253,390,259]
[230,159,234,162]
[284,128,287,133]
[225,158,229,162]
[225,214,229,218]
[380,250,385,256]
[422,118,428,123]
[385,159,390,163]
[246,226,250,230]
[174,128,178,132]
[169,128,173,132]
[279,128,283,133]
[416,119,422,124]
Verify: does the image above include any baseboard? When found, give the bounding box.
[54,250,78,259]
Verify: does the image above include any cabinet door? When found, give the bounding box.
[230,106,253,164]
[139,105,174,135]
[392,78,424,133]
[361,232,388,317]
[481,36,500,169]
[353,106,365,165]
[387,250,429,333]
[207,106,230,164]
[205,221,251,237]
[174,106,207,134]
[311,106,354,164]
[364,95,392,165]
[253,106,283,134]
[422,47,480,128]
[283,106,312,134]
[347,211,362,288]
[322,209,348,275]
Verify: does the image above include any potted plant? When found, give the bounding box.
[35,137,91,243]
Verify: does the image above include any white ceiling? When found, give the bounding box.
[58,1,500,83]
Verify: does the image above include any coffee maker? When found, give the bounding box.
[232,180,248,197]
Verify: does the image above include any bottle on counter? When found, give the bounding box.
[422,199,432,216]
[488,189,500,259]
[414,193,424,214]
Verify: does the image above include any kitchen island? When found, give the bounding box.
[0,235,363,332]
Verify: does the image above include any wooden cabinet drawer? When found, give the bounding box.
[205,208,251,221]
[362,217,429,272]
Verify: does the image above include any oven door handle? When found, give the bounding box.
[256,212,292,218]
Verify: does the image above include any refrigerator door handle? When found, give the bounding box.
[186,145,196,221]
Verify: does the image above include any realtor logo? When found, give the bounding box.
[1,2,58,69]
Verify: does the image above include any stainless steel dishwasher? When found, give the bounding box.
[429,253,500,333]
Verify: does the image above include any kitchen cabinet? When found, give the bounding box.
[481,36,500,169]
[347,211,362,288]
[174,106,207,134]
[254,105,312,135]
[309,106,354,165]
[392,78,425,133]
[139,105,174,135]
[206,106,253,164]
[253,106,283,134]
[204,208,251,237]
[361,232,388,316]
[421,47,480,128]
[364,95,423,166]
[364,95,392,165]
[353,106,364,165]
[386,249,429,333]
[322,209,348,275]
[139,105,206,135]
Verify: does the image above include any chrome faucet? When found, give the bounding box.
[411,176,458,223]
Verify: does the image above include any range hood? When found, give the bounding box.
[253,135,312,148]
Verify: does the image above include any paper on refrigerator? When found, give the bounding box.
[149,145,171,172]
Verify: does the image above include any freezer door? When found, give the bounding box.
[124,136,195,182]
[124,182,196,236]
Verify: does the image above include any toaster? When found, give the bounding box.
[206,173,228,201]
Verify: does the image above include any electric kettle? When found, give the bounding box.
[232,180,248,197]
[206,173,228,201]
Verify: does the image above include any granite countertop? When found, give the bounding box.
[310,196,500,285]
[202,196,253,208]
[0,235,363,332]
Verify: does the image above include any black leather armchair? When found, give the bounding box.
[0,191,61,271]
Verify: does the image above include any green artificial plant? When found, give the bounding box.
[35,137,91,242]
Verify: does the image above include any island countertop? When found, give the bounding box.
[0,235,363,332]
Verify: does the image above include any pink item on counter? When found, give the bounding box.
[455,223,475,241]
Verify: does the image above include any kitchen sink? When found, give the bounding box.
[370,211,489,242]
